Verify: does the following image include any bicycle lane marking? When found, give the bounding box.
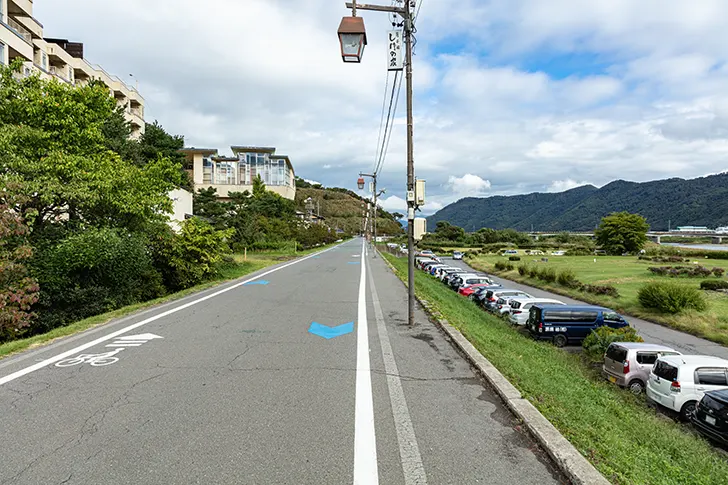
[0,243,341,387]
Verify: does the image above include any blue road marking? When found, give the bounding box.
[308,322,355,340]
[348,262,360,265]
[244,280,270,286]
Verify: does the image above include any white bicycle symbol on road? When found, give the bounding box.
[55,348,124,367]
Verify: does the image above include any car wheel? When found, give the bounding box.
[553,334,568,348]
[628,380,644,395]
[680,401,697,421]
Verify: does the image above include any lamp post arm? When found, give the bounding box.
[345,2,406,15]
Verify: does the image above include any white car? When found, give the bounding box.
[647,355,728,420]
[551,251,566,256]
[453,251,464,260]
[507,298,566,325]
[483,290,532,311]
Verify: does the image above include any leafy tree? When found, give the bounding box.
[193,187,230,229]
[434,221,466,241]
[392,212,404,220]
[0,62,182,238]
[595,212,649,254]
[101,106,141,164]
[139,121,191,190]
[0,193,39,341]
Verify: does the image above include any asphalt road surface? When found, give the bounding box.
[0,239,564,485]
[448,257,728,359]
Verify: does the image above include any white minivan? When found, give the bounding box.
[646,355,728,420]
[507,298,566,325]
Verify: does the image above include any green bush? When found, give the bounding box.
[701,280,728,291]
[638,282,708,314]
[517,264,528,276]
[494,261,515,271]
[557,269,579,287]
[583,326,644,363]
[32,228,165,332]
[581,284,620,298]
[508,256,521,261]
[159,218,234,291]
[539,267,557,283]
[528,266,539,278]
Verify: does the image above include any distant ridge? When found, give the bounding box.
[427,172,728,232]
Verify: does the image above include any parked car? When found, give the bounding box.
[457,276,493,292]
[481,289,532,311]
[453,251,464,260]
[551,251,566,256]
[647,355,728,421]
[449,273,487,291]
[434,266,458,279]
[527,305,629,347]
[443,270,471,286]
[603,343,681,394]
[506,298,566,324]
[692,389,728,445]
[438,267,462,281]
[503,249,519,255]
[459,283,497,297]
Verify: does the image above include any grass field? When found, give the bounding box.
[468,252,728,346]
[383,252,728,485]
[0,243,337,360]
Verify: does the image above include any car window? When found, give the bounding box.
[544,310,571,322]
[695,368,728,386]
[636,352,658,365]
[571,311,598,322]
[522,303,532,310]
[606,345,628,363]
[603,312,622,322]
[653,360,678,381]
[511,301,522,309]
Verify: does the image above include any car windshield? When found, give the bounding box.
[653,360,678,381]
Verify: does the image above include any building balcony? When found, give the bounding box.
[196,183,296,201]
[8,0,33,19]
[7,16,32,43]
[13,14,42,39]
[1,21,34,61]
[48,65,71,83]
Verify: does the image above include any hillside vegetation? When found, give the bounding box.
[294,185,404,236]
[428,173,728,232]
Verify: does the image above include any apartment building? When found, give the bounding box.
[0,0,145,138]
[181,146,296,201]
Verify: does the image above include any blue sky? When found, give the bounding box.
[38,0,728,215]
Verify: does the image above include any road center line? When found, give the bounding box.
[354,239,379,485]
[0,244,340,387]
[367,256,428,485]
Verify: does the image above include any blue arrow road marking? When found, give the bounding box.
[308,322,355,340]
[244,280,270,286]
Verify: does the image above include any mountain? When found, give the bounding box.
[295,186,404,236]
[427,173,728,232]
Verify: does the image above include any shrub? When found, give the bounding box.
[539,267,557,283]
[565,248,592,256]
[557,269,579,287]
[528,267,539,278]
[509,256,521,261]
[701,280,728,291]
[582,284,620,298]
[648,265,715,278]
[638,282,708,314]
[583,326,644,363]
[713,267,726,277]
[517,264,528,276]
[33,228,166,333]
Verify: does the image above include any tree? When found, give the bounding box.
[193,187,229,229]
[392,212,404,220]
[595,212,649,254]
[0,61,182,239]
[139,121,191,190]
[434,221,466,241]
[0,194,39,341]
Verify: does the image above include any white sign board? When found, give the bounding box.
[387,30,403,71]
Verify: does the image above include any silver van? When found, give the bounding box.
[603,342,681,394]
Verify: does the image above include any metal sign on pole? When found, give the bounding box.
[387,30,403,71]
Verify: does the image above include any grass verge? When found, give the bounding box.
[469,254,728,346]
[383,252,728,485]
[0,243,338,360]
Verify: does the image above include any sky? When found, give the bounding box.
[37,0,728,215]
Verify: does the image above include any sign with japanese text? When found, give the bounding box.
[387,30,403,71]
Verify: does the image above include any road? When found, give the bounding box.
[0,239,563,485]
[447,258,728,359]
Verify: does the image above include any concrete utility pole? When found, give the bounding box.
[343,0,417,325]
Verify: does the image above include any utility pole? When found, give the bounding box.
[343,0,417,326]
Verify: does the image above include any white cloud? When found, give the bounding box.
[547,179,593,193]
[33,0,728,214]
[304,179,321,186]
[378,195,407,213]
[446,174,492,195]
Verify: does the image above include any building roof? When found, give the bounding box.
[231,146,276,154]
[180,147,219,155]
[212,156,238,162]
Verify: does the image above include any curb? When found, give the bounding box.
[378,251,611,485]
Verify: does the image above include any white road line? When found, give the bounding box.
[354,239,379,485]
[105,344,143,347]
[0,244,340,387]
[368,260,428,485]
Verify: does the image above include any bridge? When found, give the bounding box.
[527,231,725,244]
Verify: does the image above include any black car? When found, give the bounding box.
[692,389,728,446]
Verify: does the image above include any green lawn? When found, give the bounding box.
[468,252,728,346]
[383,252,728,485]
[0,243,337,360]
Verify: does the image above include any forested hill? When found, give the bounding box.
[427,173,728,232]
[294,179,404,235]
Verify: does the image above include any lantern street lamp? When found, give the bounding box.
[357,177,365,190]
[337,16,367,63]
[340,0,417,326]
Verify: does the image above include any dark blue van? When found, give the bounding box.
[527,304,629,347]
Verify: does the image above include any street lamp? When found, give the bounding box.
[357,177,365,190]
[337,16,367,63]
[340,0,417,326]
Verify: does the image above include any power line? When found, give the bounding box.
[376,70,404,176]
[374,70,401,176]
[372,70,391,174]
